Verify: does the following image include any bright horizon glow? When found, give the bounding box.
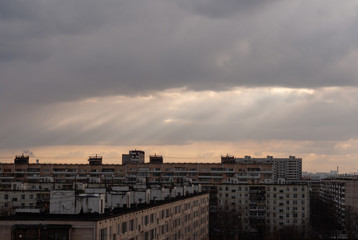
[0,139,357,173]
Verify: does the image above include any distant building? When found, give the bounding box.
[122,150,145,164]
[149,154,163,164]
[0,193,209,240]
[231,155,302,183]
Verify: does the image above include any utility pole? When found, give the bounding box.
[74,175,77,213]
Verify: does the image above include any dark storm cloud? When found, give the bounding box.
[1,0,358,105]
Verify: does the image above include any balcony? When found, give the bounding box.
[198,175,223,179]
[0,176,14,179]
[53,171,78,175]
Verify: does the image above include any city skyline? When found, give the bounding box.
[2,1,358,173]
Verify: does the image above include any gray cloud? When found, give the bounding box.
[177,0,275,18]
[1,0,358,105]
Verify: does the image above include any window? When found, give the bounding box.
[150,229,155,239]
[100,228,107,240]
[4,194,8,200]
[21,194,25,200]
[130,219,134,231]
[122,222,127,234]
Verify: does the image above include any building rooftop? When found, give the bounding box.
[0,192,208,222]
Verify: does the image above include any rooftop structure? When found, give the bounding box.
[149,154,163,164]
[14,154,29,165]
[88,154,103,165]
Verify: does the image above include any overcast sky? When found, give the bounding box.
[1,0,358,172]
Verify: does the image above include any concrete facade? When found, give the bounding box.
[232,156,302,183]
[216,184,309,232]
[0,160,274,190]
[0,193,209,240]
[320,178,358,229]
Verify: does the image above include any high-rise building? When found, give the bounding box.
[122,150,145,164]
[228,155,302,183]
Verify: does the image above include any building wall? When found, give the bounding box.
[0,220,95,240]
[96,193,209,240]
[0,162,274,190]
[217,184,309,232]
[0,190,50,215]
[234,156,302,182]
[0,193,209,240]
[320,178,358,228]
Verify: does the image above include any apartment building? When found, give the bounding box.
[215,184,309,233]
[0,192,209,240]
[320,177,358,230]
[0,155,274,190]
[124,162,273,185]
[0,190,50,215]
[229,155,302,183]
